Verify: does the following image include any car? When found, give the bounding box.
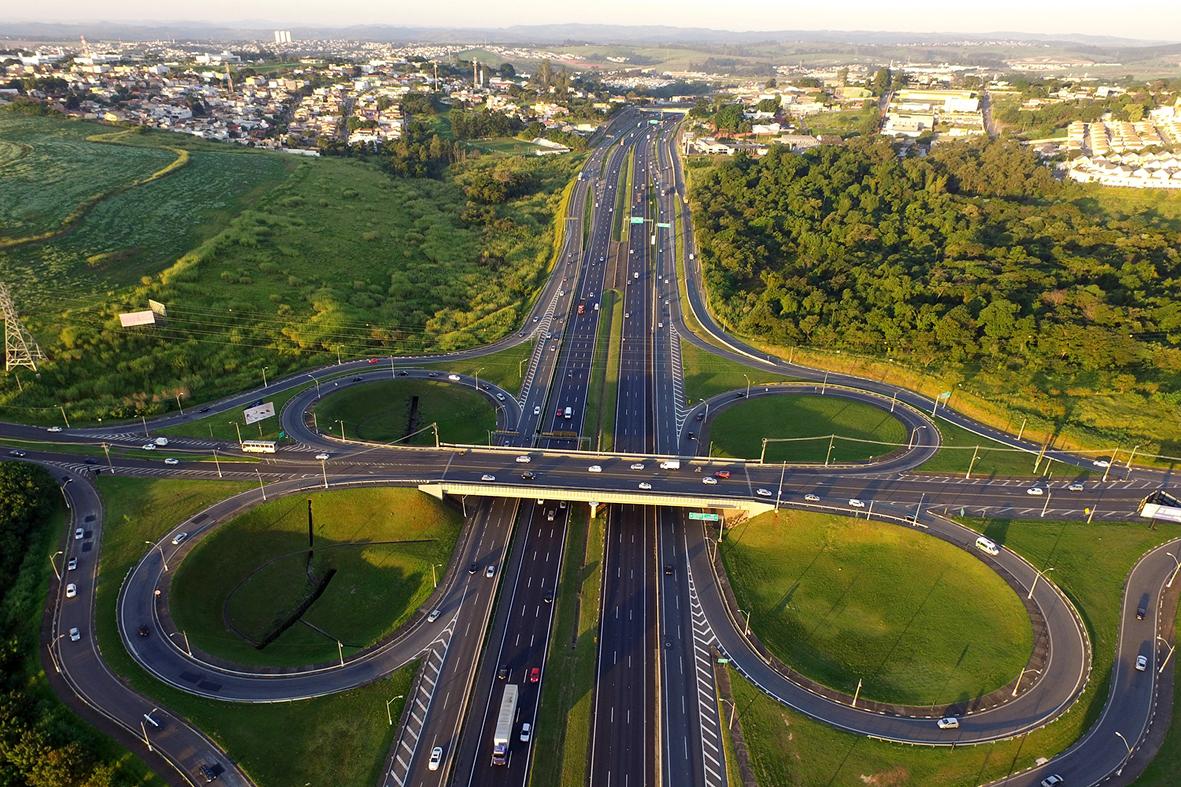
[350,376,363,383]
[73,527,84,540]
[521,471,535,481]
[47,426,62,433]
[1092,458,1111,468]
[65,583,77,598]
[427,609,441,623]
[975,536,1001,556]
[137,625,150,638]
[68,627,80,642]
[937,717,959,730]
[638,482,652,490]
[171,532,189,546]
[428,746,443,772]
[199,764,219,783]
[702,476,718,485]
[315,452,331,461]
[7,450,25,457]
[532,404,542,417]
[199,407,211,413]
[529,667,541,684]
[496,393,505,401]
[485,564,496,578]
[84,457,96,465]
[687,432,696,440]
[447,374,461,382]
[164,457,179,466]
[1039,776,1064,787]
[481,474,496,482]
[396,371,408,376]
[664,565,674,576]
[756,488,773,497]
[1068,482,1085,492]
[67,557,77,571]
[468,563,479,575]
[427,372,439,378]
[588,465,602,473]
[624,312,630,319]
[515,455,532,464]
[520,722,532,743]
[630,463,645,470]
[1136,654,1149,671]
[695,411,705,421]
[1026,486,1044,496]
[367,358,380,365]
[715,470,731,479]
[142,443,156,451]
[848,498,866,508]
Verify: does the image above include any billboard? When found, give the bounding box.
[243,402,276,425]
[118,310,156,328]
[148,299,167,317]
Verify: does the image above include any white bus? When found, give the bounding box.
[240,440,277,454]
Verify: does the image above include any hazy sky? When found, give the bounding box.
[7,0,1180,41]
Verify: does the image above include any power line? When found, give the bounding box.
[0,283,44,372]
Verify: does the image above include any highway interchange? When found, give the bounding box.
[5,105,1181,787]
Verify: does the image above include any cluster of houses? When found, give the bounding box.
[1064,151,1181,189]
[881,88,984,139]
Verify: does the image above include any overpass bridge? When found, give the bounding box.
[417,482,776,517]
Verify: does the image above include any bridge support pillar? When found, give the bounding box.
[589,501,600,518]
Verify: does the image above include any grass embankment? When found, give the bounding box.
[311,379,497,445]
[157,380,313,443]
[601,292,626,452]
[93,476,416,786]
[919,416,1088,478]
[531,507,605,787]
[424,341,533,393]
[611,149,632,242]
[584,291,619,450]
[681,341,797,402]
[170,486,460,667]
[728,516,1176,785]
[708,394,907,464]
[722,510,1032,705]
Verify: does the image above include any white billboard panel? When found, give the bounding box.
[118,310,156,327]
[243,402,276,425]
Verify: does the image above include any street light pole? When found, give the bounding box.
[852,677,862,708]
[775,461,787,512]
[212,447,222,478]
[337,640,345,666]
[308,374,321,399]
[474,367,484,390]
[966,445,980,480]
[1040,490,1052,518]
[262,366,268,388]
[101,442,112,470]
[175,393,184,415]
[231,421,243,446]
[825,434,835,467]
[1166,552,1180,589]
[255,469,266,501]
[743,374,751,399]
[386,694,405,726]
[1011,666,1041,697]
[334,419,346,442]
[49,550,63,581]
[1115,731,1133,776]
[913,493,925,525]
[59,404,71,428]
[1028,566,1054,599]
[145,541,169,572]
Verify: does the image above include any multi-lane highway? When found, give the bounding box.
[6,104,1181,787]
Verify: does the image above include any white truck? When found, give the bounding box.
[491,684,519,766]
[658,459,681,470]
[154,437,169,447]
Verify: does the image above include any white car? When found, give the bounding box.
[447,374,461,382]
[515,455,532,464]
[848,499,866,509]
[496,393,505,401]
[68,627,81,642]
[638,482,653,490]
[630,463,645,470]
[1092,458,1111,468]
[1136,654,1149,671]
[142,443,156,451]
[1068,482,1085,492]
[519,722,532,743]
[937,717,959,730]
[65,583,77,599]
[1039,776,1064,787]
[315,453,331,461]
[804,494,821,502]
[67,558,77,571]
[428,746,443,771]
[485,564,496,578]
[755,488,773,497]
[702,476,718,485]
[481,474,496,482]
[171,532,189,546]
[47,426,63,433]
[164,457,179,465]
[427,609,441,623]
[1026,487,1044,496]
[73,527,84,540]
[533,405,541,416]
[588,465,602,473]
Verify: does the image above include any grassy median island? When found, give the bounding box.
[311,378,497,445]
[93,476,417,787]
[724,515,1176,785]
[169,486,461,667]
[708,394,907,464]
[721,509,1032,705]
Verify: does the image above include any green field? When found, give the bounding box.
[93,476,417,786]
[681,342,798,402]
[0,113,577,426]
[721,510,1032,704]
[726,516,1177,785]
[708,393,907,463]
[919,416,1070,478]
[157,379,314,443]
[170,486,460,666]
[311,378,497,445]
[532,506,604,787]
[423,340,533,393]
[601,290,625,451]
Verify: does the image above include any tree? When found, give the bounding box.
[1125,103,1145,122]
[498,62,516,78]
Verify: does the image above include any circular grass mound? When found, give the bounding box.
[170,487,460,667]
[709,393,907,463]
[721,510,1033,706]
[312,378,496,444]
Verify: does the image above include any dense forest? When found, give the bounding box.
[690,137,1181,444]
[0,463,128,785]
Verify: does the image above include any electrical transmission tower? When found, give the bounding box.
[0,284,44,372]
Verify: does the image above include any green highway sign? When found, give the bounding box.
[688,512,720,521]
[656,222,671,228]
[630,216,645,224]
[716,658,730,664]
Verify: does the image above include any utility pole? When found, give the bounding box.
[0,283,44,371]
[852,678,862,708]
[320,458,328,489]
[1016,417,1027,441]
[59,405,71,428]
[212,447,222,478]
[142,414,149,438]
[231,421,243,446]
[825,434,835,467]
[821,371,829,394]
[966,446,980,480]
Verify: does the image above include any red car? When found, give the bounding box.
[714,470,731,479]
[367,358,380,365]
[529,667,541,684]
